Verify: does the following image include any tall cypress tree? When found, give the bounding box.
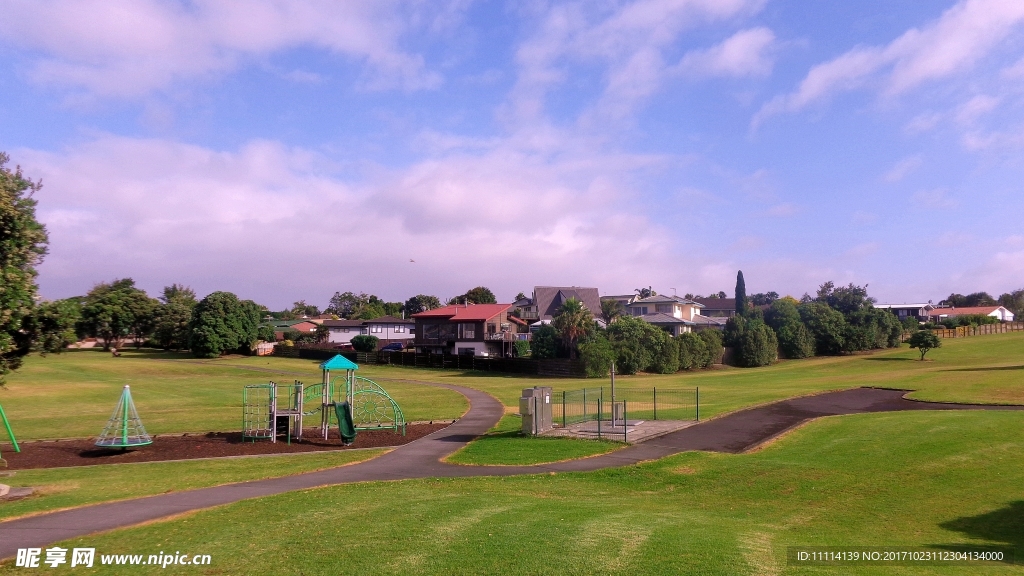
[735,270,747,316]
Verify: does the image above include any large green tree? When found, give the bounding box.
[463,286,497,305]
[600,299,624,324]
[154,284,197,350]
[188,292,264,358]
[24,298,81,355]
[79,279,153,351]
[606,315,664,374]
[404,294,442,315]
[551,297,593,359]
[735,270,747,315]
[0,153,48,382]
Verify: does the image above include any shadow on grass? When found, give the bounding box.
[931,501,1023,564]
[861,357,915,362]
[943,365,1024,372]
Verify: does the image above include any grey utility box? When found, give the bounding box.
[520,386,553,435]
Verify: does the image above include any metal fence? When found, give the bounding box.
[552,386,699,432]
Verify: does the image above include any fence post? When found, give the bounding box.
[653,387,657,421]
[583,388,587,419]
[597,398,602,440]
[696,387,699,422]
[623,400,628,443]
[562,391,566,428]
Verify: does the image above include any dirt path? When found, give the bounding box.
[1,385,1020,559]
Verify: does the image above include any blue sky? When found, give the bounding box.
[1,0,1022,308]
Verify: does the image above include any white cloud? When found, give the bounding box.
[674,27,776,78]
[912,188,958,209]
[754,0,1024,126]
[883,155,923,182]
[956,94,1000,125]
[0,0,447,97]
[23,135,685,306]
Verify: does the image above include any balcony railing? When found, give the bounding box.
[484,332,531,342]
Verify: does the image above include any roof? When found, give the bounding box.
[412,303,512,322]
[691,315,727,326]
[265,320,308,328]
[637,312,695,325]
[364,315,414,324]
[319,355,359,371]
[534,286,602,320]
[512,297,534,307]
[693,297,736,310]
[322,319,365,328]
[630,294,704,307]
[927,306,1008,317]
[874,303,934,310]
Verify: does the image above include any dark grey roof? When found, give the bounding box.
[365,315,414,324]
[322,319,365,328]
[631,295,704,307]
[693,297,736,311]
[638,313,695,325]
[533,286,602,320]
[691,315,727,326]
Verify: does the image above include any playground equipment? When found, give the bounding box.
[242,355,405,444]
[0,401,20,467]
[95,385,152,449]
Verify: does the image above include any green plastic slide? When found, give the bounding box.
[335,402,357,445]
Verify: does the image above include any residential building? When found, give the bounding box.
[412,303,522,356]
[266,320,318,341]
[513,286,602,322]
[626,295,706,335]
[874,303,935,323]
[693,298,736,318]
[927,306,1015,323]
[322,316,415,346]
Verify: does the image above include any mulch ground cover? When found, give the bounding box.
[0,423,450,470]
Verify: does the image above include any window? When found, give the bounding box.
[371,325,382,333]
[655,304,673,313]
[342,328,349,333]
[460,323,475,339]
[361,328,368,335]
[630,306,648,316]
[487,323,496,333]
[424,324,439,339]
[394,325,405,333]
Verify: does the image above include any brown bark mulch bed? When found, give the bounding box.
[0,423,450,470]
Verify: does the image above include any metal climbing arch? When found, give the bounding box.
[331,375,406,435]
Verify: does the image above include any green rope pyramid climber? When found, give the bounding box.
[95,385,152,448]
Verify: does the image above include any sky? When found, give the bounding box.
[1,0,1023,309]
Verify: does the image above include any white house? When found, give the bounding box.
[927,306,1015,322]
[323,315,416,345]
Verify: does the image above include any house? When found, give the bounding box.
[412,303,520,356]
[266,320,318,341]
[874,303,935,323]
[322,316,416,346]
[600,294,638,314]
[926,306,1015,323]
[692,298,736,318]
[513,286,603,323]
[626,295,707,335]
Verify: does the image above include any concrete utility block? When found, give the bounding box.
[520,387,554,435]
[0,484,9,497]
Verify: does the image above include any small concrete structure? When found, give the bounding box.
[520,387,553,435]
[544,419,697,443]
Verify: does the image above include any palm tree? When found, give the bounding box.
[600,299,624,324]
[552,297,593,359]
[635,286,655,299]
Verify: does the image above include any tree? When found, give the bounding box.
[463,286,497,304]
[698,329,724,366]
[735,271,747,315]
[290,300,320,317]
[750,291,779,306]
[315,324,330,343]
[125,290,159,348]
[600,299,624,324]
[647,329,679,374]
[799,302,847,356]
[0,153,48,382]
[351,335,378,352]
[531,324,561,359]
[998,289,1024,318]
[634,286,656,299]
[552,297,593,359]
[24,298,81,355]
[514,292,528,302]
[578,333,614,377]
[188,292,263,358]
[79,279,150,351]
[257,324,276,342]
[404,294,442,315]
[764,298,814,359]
[606,315,662,374]
[815,281,874,315]
[908,330,941,360]
[736,319,777,367]
[326,291,365,318]
[154,284,197,350]
[940,292,996,307]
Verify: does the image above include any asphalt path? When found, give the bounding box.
[1,384,1020,559]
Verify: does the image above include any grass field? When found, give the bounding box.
[3,333,1022,442]
[445,415,620,465]
[0,449,386,521]
[13,409,1023,575]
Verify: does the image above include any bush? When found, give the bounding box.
[606,316,661,374]
[531,324,561,359]
[799,302,846,356]
[578,334,614,377]
[698,330,723,366]
[188,292,264,358]
[908,330,941,360]
[677,332,705,370]
[776,321,815,359]
[351,335,379,352]
[647,330,678,374]
[513,339,530,358]
[736,320,777,367]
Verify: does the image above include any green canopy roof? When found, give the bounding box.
[320,354,359,371]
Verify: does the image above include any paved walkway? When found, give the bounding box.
[1,384,1020,559]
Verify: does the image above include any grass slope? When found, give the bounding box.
[445,415,619,465]
[16,410,1024,575]
[0,449,386,521]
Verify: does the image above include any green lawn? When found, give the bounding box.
[0,449,386,521]
[445,415,620,466]
[2,333,1022,442]
[15,409,1023,575]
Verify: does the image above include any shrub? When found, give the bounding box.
[677,332,705,370]
[531,324,561,359]
[513,339,530,358]
[351,335,378,352]
[799,302,846,356]
[578,334,614,377]
[908,330,941,360]
[606,316,660,374]
[736,320,777,367]
[776,321,815,359]
[698,330,723,366]
[647,330,679,374]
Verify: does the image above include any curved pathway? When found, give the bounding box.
[1,384,1021,558]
